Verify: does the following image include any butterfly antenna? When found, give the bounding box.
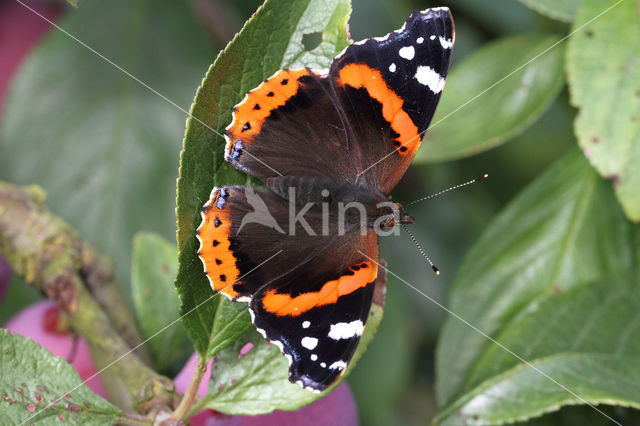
[407,173,488,206]
[400,224,440,276]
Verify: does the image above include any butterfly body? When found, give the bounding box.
[198,7,454,392]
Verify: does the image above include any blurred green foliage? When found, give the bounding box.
[131,232,190,374]
[1,0,638,424]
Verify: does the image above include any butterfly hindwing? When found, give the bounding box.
[198,185,349,301]
[224,69,358,183]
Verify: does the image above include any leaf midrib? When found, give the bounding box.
[547,168,596,287]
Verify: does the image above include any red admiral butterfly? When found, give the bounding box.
[197,8,454,392]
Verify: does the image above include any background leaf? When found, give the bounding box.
[567,0,640,222]
[175,0,351,358]
[517,0,582,22]
[0,275,41,325]
[435,280,640,424]
[415,33,565,163]
[448,0,534,34]
[519,405,612,426]
[0,329,123,424]
[131,232,189,372]
[347,283,414,426]
[435,150,634,407]
[0,0,214,288]
[199,304,383,414]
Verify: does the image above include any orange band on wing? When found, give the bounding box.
[197,189,240,299]
[337,63,419,156]
[226,69,312,153]
[261,261,377,317]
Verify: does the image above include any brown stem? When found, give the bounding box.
[167,356,206,423]
[0,181,175,415]
[79,241,151,364]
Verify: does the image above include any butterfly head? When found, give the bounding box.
[377,202,414,230]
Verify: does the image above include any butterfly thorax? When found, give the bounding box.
[266,175,414,230]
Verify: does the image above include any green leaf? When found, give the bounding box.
[435,281,640,424]
[199,303,383,415]
[0,275,42,325]
[518,0,582,22]
[450,0,535,34]
[347,282,414,426]
[66,0,79,7]
[435,149,634,407]
[0,329,124,424]
[175,0,351,358]
[131,232,189,371]
[0,0,214,287]
[520,405,611,426]
[567,0,640,222]
[415,34,565,163]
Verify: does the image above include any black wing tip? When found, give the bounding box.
[410,7,455,45]
[410,7,454,32]
[417,7,452,20]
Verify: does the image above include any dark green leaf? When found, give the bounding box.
[567,0,640,221]
[131,232,189,371]
[435,150,634,406]
[0,275,42,325]
[518,0,582,22]
[0,0,214,287]
[415,34,565,163]
[449,0,534,34]
[347,282,413,426]
[199,303,383,414]
[0,329,124,424]
[435,281,640,424]
[519,405,610,426]
[175,0,351,358]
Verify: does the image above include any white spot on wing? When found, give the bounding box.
[389,63,396,73]
[329,360,347,371]
[430,35,436,41]
[417,37,424,44]
[399,46,415,60]
[439,36,453,49]
[427,7,450,13]
[328,320,365,340]
[301,336,318,350]
[320,362,326,368]
[296,380,322,393]
[302,321,310,329]
[415,66,445,93]
[311,354,318,361]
